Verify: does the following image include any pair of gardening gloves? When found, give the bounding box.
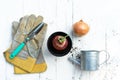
[4,14,47,74]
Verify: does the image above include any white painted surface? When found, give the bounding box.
[0,0,120,80]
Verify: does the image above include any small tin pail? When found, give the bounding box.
[80,50,110,71]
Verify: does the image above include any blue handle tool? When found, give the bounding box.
[9,22,44,59]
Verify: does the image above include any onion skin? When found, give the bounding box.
[73,20,90,36]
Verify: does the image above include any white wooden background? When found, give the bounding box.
[0,0,120,80]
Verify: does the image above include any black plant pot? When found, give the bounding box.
[47,31,72,57]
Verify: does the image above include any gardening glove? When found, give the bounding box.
[13,21,47,73]
[4,14,47,73]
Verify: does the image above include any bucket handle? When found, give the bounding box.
[99,50,110,66]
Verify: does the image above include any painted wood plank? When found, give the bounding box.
[0,0,24,80]
[88,17,107,80]
[37,0,58,80]
[52,0,72,80]
[54,0,74,80]
[105,16,120,80]
[3,0,40,80]
[72,0,93,80]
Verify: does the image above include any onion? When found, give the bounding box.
[52,35,68,50]
[73,20,90,36]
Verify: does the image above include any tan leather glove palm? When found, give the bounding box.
[4,14,47,73]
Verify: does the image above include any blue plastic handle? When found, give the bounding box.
[9,42,25,59]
